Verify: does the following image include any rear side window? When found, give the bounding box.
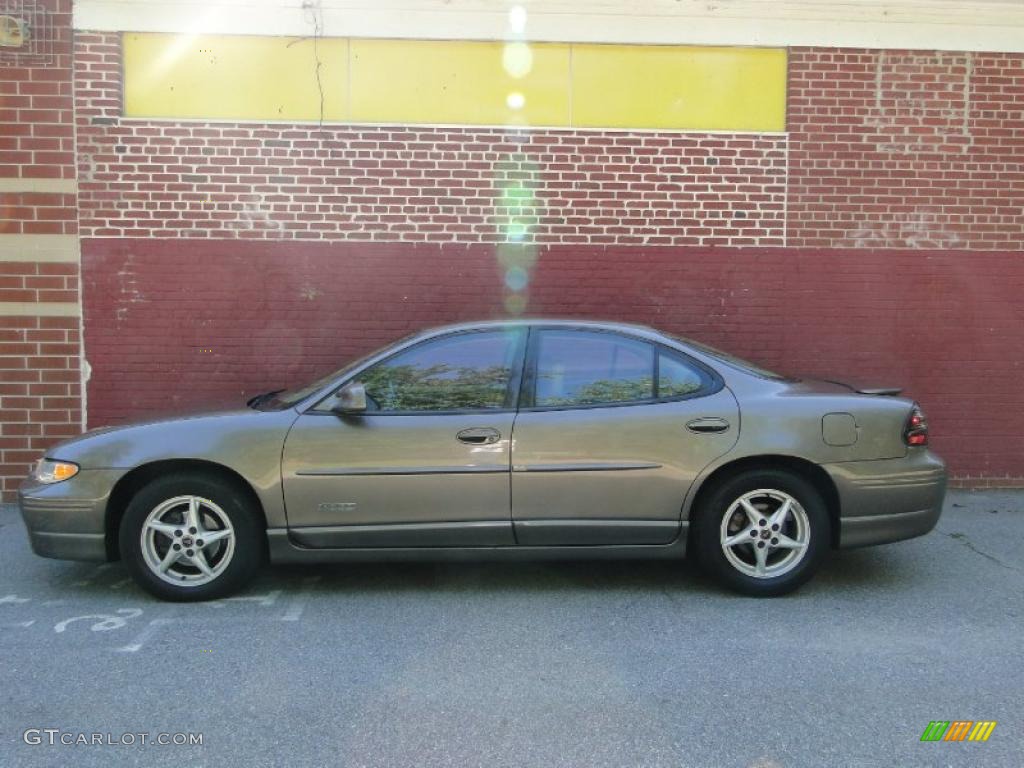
[531,330,718,408]
[658,351,707,397]
[534,330,654,407]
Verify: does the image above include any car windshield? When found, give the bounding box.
[254,333,420,409]
[256,367,353,409]
[677,336,796,382]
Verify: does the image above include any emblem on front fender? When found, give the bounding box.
[318,502,357,514]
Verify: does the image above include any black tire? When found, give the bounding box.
[119,472,264,601]
[693,469,829,597]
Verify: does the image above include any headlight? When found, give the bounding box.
[32,459,79,484]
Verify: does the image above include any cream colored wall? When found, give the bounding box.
[74,0,1024,53]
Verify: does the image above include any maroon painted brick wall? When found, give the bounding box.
[83,238,1024,483]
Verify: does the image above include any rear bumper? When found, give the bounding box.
[18,470,124,562]
[838,506,942,548]
[824,450,947,549]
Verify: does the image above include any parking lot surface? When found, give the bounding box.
[1,490,1021,767]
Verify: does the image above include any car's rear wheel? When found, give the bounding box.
[119,473,264,601]
[694,469,829,597]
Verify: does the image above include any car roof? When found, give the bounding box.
[415,318,671,341]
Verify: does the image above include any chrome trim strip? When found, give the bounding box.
[511,462,662,473]
[515,519,680,530]
[287,520,515,548]
[267,528,689,564]
[513,518,682,545]
[19,497,96,513]
[295,464,508,477]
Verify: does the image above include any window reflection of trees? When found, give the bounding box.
[536,375,654,406]
[361,364,511,411]
[659,376,702,398]
[534,367,703,406]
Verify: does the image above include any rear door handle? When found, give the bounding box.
[457,427,501,445]
[686,417,730,434]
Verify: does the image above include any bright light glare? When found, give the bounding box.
[508,6,528,34]
[502,42,533,79]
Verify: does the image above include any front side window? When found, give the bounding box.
[534,330,655,407]
[358,331,520,413]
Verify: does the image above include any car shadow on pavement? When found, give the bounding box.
[262,547,919,600]
[8,530,922,602]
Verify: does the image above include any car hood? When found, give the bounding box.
[47,407,300,470]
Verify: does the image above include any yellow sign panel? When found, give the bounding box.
[350,39,571,127]
[123,33,349,122]
[123,34,786,133]
[571,44,787,132]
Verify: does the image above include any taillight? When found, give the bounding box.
[904,404,929,447]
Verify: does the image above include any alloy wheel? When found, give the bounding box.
[719,488,811,579]
[140,495,236,587]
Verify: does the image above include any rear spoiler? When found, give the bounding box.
[855,386,903,396]
[821,379,903,396]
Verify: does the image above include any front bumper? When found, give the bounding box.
[825,449,947,549]
[18,469,126,562]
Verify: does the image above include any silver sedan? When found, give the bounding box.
[18,320,946,600]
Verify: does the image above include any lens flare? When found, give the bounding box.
[504,266,529,291]
[508,5,528,34]
[504,293,528,315]
[494,154,540,318]
[506,91,526,110]
[502,42,533,79]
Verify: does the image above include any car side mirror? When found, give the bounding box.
[331,382,367,415]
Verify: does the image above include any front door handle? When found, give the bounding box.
[686,417,731,434]
[456,427,501,445]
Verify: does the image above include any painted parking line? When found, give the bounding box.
[280,576,322,622]
[116,617,175,653]
[54,608,144,634]
[204,589,283,609]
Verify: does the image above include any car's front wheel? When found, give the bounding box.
[119,473,264,601]
[694,469,829,597]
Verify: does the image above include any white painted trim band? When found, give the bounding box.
[0,178,78,194]
[0,236,81,263]
[0,302,81,317]
[74,1,1024,54]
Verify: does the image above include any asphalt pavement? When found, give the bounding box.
[1,490,1021,768]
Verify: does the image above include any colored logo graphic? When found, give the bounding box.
[920,721,997,742]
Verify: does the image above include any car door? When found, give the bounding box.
[281,327,526,548]
[510,327,739,545]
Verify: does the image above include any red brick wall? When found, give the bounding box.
[0,192,77,235]
[0,0,80,500]
[74,32,787,247]
[0,314,82,493]
[82,239,1024,483]
[5,31,1022,498]
[0,4,75,182]
[789,48,1024,249]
